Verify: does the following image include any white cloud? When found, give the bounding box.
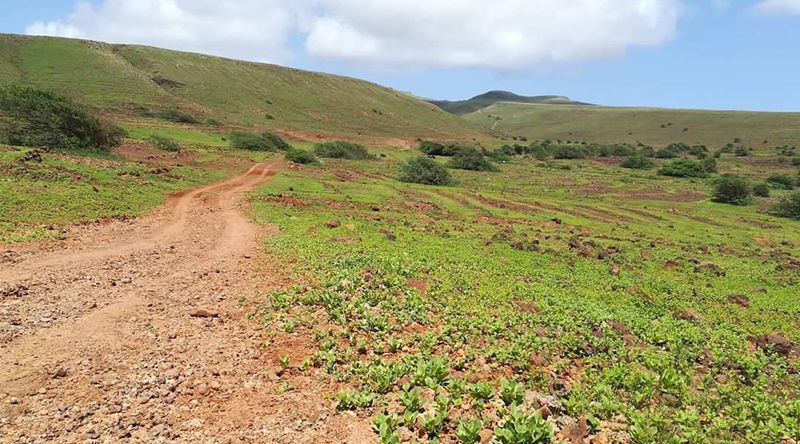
[305,0,683,69]
[26,0,299,63]
[756,0,800,14]
[26,0,684,70]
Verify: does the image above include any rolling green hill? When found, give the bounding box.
[429,90,589,115]
[466,102,800,148]
[0,34,488,143]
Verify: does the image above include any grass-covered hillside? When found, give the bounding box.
[252,143,800,443]
[0,34,488,143]
[430,90,588,115]
[467,102,800,149]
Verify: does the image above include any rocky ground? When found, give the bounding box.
[0,161,373,443]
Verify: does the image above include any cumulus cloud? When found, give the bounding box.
[755,0,800,14]
[26,0,684,69]
[26,0,299,62]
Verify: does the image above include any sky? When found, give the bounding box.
[2,0,800,112]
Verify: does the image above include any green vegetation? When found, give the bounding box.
[0,34,487,142]
[0,85,124,151]
[229,132,290,151]
[767,174,797,190]
[0,146,223,242]
[465,102,800,148]
[711,174,752,206]
[314,141,374,160]
[448,147,496,172]
[285,148,318,165]
[658,158,709,178]
[620,155,655,170]
[148,135,181,152]
[399,157,453,185]
[430,90,587,115]
[772,191,800,220]
[753,182,771,198]
[252,148,800,443]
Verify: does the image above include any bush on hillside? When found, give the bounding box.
[420,140,468,157]
[314,141,374,160]
[700,157,718,173]
[753,182,771,197]
[655,147,680,159]
[285,148,318,165]
[734,146,751,157]
[0,85,125,151]
[153,109,200,124]
[771,191,800,220]
[399,157,453,185]
[229,131,291,151]
[620,154,655,170]
[448,148,497,172]
[659,158,709,178]
[149,135,181,152]
[552,145,591,159]
[766,174,796,190]
[791,157,800,167]
[711,174,752,205]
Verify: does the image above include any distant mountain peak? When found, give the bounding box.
[429,90,591,115]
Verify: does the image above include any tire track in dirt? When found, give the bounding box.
[0,160,374,443]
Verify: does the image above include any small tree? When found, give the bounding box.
[399,157,453,185]
[711,174,752,205]
[448,148,497,172]
[771,191,800,220]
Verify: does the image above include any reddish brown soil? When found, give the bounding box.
[0,161,373,443]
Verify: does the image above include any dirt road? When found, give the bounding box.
[0,161,372,443]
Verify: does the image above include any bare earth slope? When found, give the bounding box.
[0,161,372,443]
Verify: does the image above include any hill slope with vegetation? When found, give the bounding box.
[466,102,800,148]
[430,90,589,115]
[0,34,488,142]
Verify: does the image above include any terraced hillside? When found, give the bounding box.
[0,34,488,143]
[467,102,800,148]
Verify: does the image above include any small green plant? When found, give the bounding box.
[469,381,494,402]
[278,355,291,369]
[711,174,752,205]
[455,418,483,444]
[399,157,453,186]
[412,357,450,388]
[336,390,374,410]
[285,148,319,165]
[494,406,553,444]
[153,109,200,124]
[372,413,401,444]
[148,135,181,152]
[499,378,525,406]
[400,385,424,413]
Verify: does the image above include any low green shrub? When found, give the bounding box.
[229,131,291,151]
[711,174,752,205]
[753,182,771,197]
[285,148,318,165]
[771,191,800,219]
[655,147,680,159]
[766,174,796,190]
[0,85,125,151]
[314,141,373,160]
[154,109,200,124]
[659,158,709,178]
[621,154,655,170]
[399,157,453,185]
[148,135,181,152]
[448,148,497,172]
